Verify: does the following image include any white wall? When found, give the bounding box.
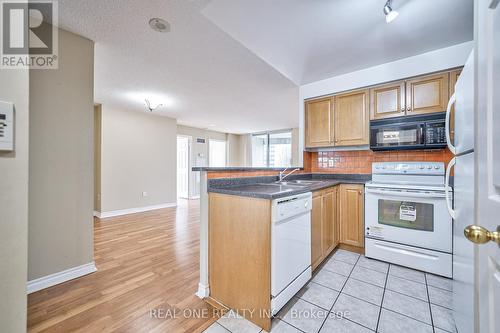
[298,41,474,164]
[0,67,29,333]
[100,108,177,213]
[29,29,94,281]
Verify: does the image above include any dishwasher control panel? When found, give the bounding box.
[272,192,312,222]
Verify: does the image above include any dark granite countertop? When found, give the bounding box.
[208,173,371,199]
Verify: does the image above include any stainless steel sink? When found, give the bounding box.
[274,180,323,186]
[291,180,324,184]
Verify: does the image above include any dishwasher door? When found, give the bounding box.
[271,193,312,298]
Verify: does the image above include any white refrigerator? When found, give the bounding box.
[445,51,475,333]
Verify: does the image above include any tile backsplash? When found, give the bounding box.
[310,149,454,174]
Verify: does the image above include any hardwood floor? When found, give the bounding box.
[28,200,217,333]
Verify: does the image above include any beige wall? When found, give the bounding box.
[291,128,300,166]
[227,133,244,166]
[101,108,177,212]
[29,29,94,280]
[0,68,29,332]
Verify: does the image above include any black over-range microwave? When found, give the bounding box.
[370,112,447,151]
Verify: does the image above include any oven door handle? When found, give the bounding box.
[365,188,446,198]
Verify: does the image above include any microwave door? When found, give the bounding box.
[371,124,424,150]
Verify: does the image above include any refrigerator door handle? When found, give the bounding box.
[445,93,457,155]
[445,157,456,219]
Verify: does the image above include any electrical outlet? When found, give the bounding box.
[142,191,148,197]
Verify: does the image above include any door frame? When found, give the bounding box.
[176,135,191,199]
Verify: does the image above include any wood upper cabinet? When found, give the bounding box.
[405,72,449,115]
[305,97,333,148]
[311,192,323,270]
[370,81,406,120]
[322,187,339,256]
[339,184,364,248]
[334,89,369,146]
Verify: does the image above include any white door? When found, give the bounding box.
[471,1,500,332]
[177,136,189,198]
[208,139,227,167]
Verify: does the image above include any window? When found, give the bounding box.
[209,139,227,167]
[252,130,292,167]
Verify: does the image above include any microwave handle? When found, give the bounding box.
[445,93,457,154]
[445,157,456,219]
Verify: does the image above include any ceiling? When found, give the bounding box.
[57,0,473,134]
[202,0,474,84]
[57,0,299,134]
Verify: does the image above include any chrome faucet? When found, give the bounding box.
[279,167,300,182]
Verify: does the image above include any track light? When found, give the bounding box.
[383,0,399,23]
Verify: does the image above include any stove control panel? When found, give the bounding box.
[372,162,445,175]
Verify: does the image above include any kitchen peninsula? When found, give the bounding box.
[193,166,370,330]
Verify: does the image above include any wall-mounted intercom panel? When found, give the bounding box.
[0,101,14,151]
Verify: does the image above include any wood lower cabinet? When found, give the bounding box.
[339,184,365,248]
[322,187,339,256]
[311,192,324,270]
[305,97,334,148]
[370,81,406,120]
[209,193,272,331]
[334,89,369,146]
[406,72,449,115]
[311,187,339,270]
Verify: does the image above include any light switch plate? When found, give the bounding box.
[0,101,14,151]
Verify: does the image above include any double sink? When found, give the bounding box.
[270,179,324,187]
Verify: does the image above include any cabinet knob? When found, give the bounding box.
[407,106,411,112]
[401,108,405,112]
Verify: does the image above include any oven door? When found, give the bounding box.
[370,123,425,150]
[365,186,452,253]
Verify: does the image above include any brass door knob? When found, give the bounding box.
[464,225,500,245]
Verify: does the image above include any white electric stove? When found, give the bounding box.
[365,162,453,277]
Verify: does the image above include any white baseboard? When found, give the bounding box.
[27,262,97,294]
[196,283,210,299]
[96,202,177,218]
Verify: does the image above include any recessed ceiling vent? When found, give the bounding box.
[149,18,170,33]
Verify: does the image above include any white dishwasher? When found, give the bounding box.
[271,192,312,315]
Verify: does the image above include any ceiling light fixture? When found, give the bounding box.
[383,0,399,23]
[149,18,170,33]
[145,99,163,112]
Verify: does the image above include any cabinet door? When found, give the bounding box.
[333,187,340,247]
[322,188,336,257]
[334,89,369,146]
[311,192,323,270]
[369,81,406,120]
[340,184,364,248]
[449,69,462,145]
[406,72,449,115]
[305,97,333,148]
